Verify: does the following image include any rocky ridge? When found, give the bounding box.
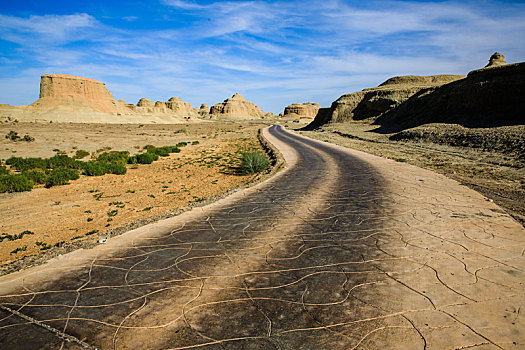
[373,54,525,132]
[309,74,464,127]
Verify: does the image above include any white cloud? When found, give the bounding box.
[0,13,98,45]
[1,1,525,113]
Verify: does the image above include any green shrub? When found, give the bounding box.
[134,152,158,164]
[73,150,90,159]
[45,168,79,188]
[97,151,129,165]
[0,165,8,175]
[82,161,108,176]
[23,134,35,142]
[177,142,188,147]
[154,147,171,156]
[239,152,269,174]
[0,230,34,242]
[22,169,47,184]
[192,141,199,145]
[106,162,127,175]
[6,157,48,171]
[48,155,81,169]
[0,174,34,193]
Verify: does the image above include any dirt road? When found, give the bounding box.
[0,126,523,349]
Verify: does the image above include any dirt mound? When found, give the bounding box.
[373,59,525,133]
[210,93,266,118]
[282,102,320,118]
[308,74,463,127]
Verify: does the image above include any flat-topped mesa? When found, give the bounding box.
[310,74,464,127]
[282,102,320,118]
[210,93,265,118]
[31,74,120,114]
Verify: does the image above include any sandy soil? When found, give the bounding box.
[299,121,525,226]
[0,121,269,270]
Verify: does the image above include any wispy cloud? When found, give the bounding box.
[0,1,524,113]
[0,13,98,45]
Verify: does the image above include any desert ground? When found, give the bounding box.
[0,126,522,349]
[0,120,272,273]
[299,121,525,227]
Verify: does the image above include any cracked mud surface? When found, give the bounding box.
[0,125,524,349]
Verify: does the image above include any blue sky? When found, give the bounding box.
[1,0,524,114]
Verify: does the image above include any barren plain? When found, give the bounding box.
[0,120,269,273]
[299,121,525,227]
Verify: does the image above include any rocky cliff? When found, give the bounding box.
[309,74,464,128]
[30,74,121,114]
[282,103,320,118]
[373,54,525,132]
[210,93,265,118]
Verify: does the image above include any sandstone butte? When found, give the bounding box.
[28,74,197,119]
[30,74,122,114]
[210,93,266,119]
[281,102,320,119]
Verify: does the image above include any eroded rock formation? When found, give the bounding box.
[309,74,464,127]
[137,98,155,108]
[485,52,507,68]
[27,74,198,122]
[30,74,121,114]
[282,103,320,119]
[195,103,210,116]
[210,93,265,118]
[373,56,525,132]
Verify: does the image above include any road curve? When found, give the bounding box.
[0,125,524,349]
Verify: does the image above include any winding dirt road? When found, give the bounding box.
[0,126,524,349]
